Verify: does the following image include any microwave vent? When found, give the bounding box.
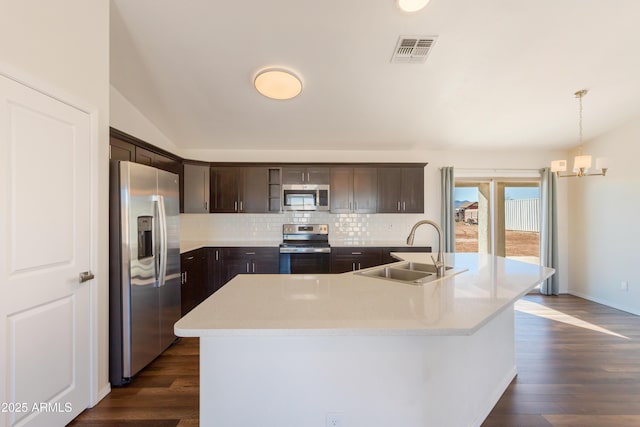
[391,36,437,63]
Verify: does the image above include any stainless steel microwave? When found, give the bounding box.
[282,184,330,211]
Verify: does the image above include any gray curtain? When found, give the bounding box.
[539,167,559,295]
[441,166,455,252]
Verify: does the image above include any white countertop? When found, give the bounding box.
[330,240,427,247]
[181,240,429,253]
[180,240,281,253]
[175,252,554,337]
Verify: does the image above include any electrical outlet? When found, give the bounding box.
[620,281,629,291]
[326,412,344,427]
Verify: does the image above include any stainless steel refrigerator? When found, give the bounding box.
[109,161,181,386]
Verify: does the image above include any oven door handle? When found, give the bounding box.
[279,247,332,254]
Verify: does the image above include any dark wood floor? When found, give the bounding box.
[69,338,200,427]
[483,294,640,427]
[70,294,640,427]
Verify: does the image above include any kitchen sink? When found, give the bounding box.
[358,267,432,282]
[396,262,453,274]
[355,262,465,285]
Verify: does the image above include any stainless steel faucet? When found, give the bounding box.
[406,220,445,277]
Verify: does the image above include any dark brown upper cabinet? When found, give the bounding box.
[282,166,330,185]
[377,166,424,213]
[109,136,135,162]
[331,167,377,213]
[210,166,270,213]
[109,128,184,212]
[183,163,210,213]
[109,128,427,217]
[210,167,241,213]
[134,146,181,176]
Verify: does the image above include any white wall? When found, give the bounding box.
[110,85,180,153]
[0,0,110,404]
[568,115,640,314]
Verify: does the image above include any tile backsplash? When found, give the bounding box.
[180,212,427,244]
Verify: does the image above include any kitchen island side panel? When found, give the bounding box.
[198,306,515,427]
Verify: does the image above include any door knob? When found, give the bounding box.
[79,271,95,283]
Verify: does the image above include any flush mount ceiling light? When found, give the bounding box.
[254,68,302,100]
[551,89,608,178]
[396,0,431,12]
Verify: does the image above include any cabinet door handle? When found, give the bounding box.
[403,201,406,211]
[301,172,305,182]
[246,262,250,273]
[204,201,208,211]
[245,252,256,255]
[397,201,401,211]
[240,201,243,212]
[351,252,362,255]
[186,256,195,260]
[307,172,310,182]
[352,262,356,271]
[358,262,361,270]
[234,201,238,212]
[252,262,256,273]
[215,250,219,261]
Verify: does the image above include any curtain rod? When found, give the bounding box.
[442,167,541,172]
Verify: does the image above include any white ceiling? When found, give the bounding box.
[110,0,640,152]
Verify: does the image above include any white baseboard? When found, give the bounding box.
[89,384,111,408]
[569,290,640,316]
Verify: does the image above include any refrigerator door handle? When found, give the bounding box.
[153,197,161,285]
[157,195,168,287]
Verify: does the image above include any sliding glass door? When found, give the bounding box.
[454,179,540,264]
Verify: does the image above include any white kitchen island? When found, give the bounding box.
[175,253,554,427]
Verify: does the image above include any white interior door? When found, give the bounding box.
[0,75,92,426]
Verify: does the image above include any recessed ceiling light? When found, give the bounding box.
[254,68,302,100]
[396,0,430,12]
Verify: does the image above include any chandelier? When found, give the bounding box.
[551,89,608,178]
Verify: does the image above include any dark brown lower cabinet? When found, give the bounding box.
[223,247,279,283]
[208,247,225,295]
[380,246,432,264]
[331,247,383,273]
[180,249,209,316]
[331,246,433,273]
[179,246,432,312]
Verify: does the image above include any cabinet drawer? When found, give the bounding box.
[331,247,382,258]
[223,247,278,260]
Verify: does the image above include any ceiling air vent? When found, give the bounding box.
[391,36,437,64]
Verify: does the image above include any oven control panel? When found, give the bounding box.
[283,224,328,235]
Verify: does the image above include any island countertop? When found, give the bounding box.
[174,253,554,337]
